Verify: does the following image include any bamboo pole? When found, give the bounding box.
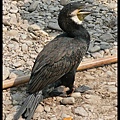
[3,56,117,89]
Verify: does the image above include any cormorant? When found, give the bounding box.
[14,1,91,120]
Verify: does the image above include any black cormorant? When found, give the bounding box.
[14,1,91,120]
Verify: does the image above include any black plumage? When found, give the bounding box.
[14,1,91,120]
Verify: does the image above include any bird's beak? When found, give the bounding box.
[78,9,91,16]
[77,9,91,20]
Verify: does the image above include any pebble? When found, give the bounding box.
[21,44,28,52]
[3,66,10,80]
[100,44,111,50]
[48,22,62,31]
[36,105,44,112]
[28,24,41,31]
[88,45,101,53]
[74,107,88,117]
[107,86,117,93]
[44,105,51,112]
[71,92,81,98]
[50,116,57,120]
[91,52,104,58]
[60,0,70,6]
[5,114,13,120]
[61,97,75,105]
[100,33,114,42]
[10,5,18,13]
[28,1,39,12]
[13,62,22,68]
[9,72,18,79]
[7,30,18,36]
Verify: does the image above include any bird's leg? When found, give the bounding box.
[60,71,76,96]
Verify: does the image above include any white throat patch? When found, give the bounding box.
[71,15,82,25]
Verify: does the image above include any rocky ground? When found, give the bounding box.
[3,0,117,120]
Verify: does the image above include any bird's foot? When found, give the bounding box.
[66,86,76,96]
[49,85,68,97]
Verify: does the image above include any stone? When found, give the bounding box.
[44,105,51,112]
[71,92,81,98]
[36,105,44,112]
[60,0,70,6]
[28,24,41,31]
[21,34,27,39]
[28,1,39,12]
[7,30,18,36]
[100,33,114,42]
[9,72,18,79]
[100,44,111,50]
[91,52,103,58]
[50,116,57,120]
[61,97,75,105]
[10,5,18,13]
[107,2,117,9]
[13,62,22,68]
[21,44,28,52]
[75,85,92,93]
[5,114,14,120]
[107,86,117,93]
[48,22,62,31]
[74,107,88,117]
[3,66,10,80]
[110,49,117,56]
[84,15,93,21]
[88,45,101,53]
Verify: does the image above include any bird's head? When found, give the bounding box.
[58,2,91,32]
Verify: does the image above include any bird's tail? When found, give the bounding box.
[13,91,43,120]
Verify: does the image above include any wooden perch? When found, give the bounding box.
[3,56,117,89]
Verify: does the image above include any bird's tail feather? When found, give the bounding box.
[13,91,43,120]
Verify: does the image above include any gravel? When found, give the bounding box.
[3,0,117,119]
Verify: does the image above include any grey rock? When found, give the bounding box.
[50,117,57,120]
[100,44,111,50]
[3,66,10,80]
[5,114,13,120]
[100,33,114,42]
[114,42,117,46]
[10,70,24,77]
[60,0,70,6]
[44,105,51,112]
[21,44,28,52]
[85,0,94,3]
[28,1,39,12]
[91,52,103,58]
[61,97,75,105]
[28,24,41,31]
[9,72,18,79]
[74,107,88,117]
[7,30,18,36]
[75,85,91,93]
[61,113,71,119]
[48,22,62,31]
[110,49,117,56]
[88,45,101,53]
[3,18,11,26]
[107,2,117,9]
[107,86,117,93]
[71,92,81,98]
[11,93,23,101]
[84,15,93,21]
[10,5,18,13]
[21,34,27,39]
[13,62,22,68]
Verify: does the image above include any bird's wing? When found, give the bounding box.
[27,36,87,93]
